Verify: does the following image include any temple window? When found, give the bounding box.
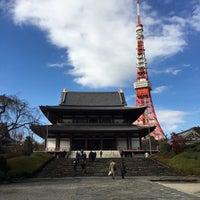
[74,115,87,123]
[88,115,99,123]
[62,115,73,124]
[101,116,112,123]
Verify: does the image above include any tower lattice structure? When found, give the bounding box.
[133,0,165,139]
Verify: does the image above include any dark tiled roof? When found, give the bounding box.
[59,91,127,106]
[31,124,155,139]
[39,105,146,125]
[177,126,200,137]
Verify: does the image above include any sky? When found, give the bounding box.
[1,0,200,139]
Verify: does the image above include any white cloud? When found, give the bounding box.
[141,3,187,62]
[4,0,198,88]
[165,68,181,75]
[163,0,173,4]
[152,86,167,94]
[156,109,188,134]
[190,2,200,32]
[9,0,136,88]
[151,67,182,76]
[48,63,67,68]
[182,64,191,67]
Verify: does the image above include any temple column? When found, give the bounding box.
[85,138,88,150]
[126,138,129,150]
[100,137,103,150]
[139,137,142,149]
[56,136,60,151]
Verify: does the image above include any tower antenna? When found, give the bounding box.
[133,0,165,139]
[136,0,141,25]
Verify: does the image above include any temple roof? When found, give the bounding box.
[31,124,155,139]
[40,105,146,124]
[59,89,127,107]
[39,89,146,124]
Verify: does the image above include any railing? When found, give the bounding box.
[69,150,120,158]
[45,147,70,152]
[56,122,131,126]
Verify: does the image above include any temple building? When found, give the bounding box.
[31,88,155,153]
[176,127,200,145]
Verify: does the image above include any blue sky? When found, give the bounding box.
[1,0,200,139]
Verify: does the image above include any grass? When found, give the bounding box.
[151,151,200,175]
[169,152,200,175]
[5,152,54,179]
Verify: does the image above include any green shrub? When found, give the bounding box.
[169,152,200,175]
[185,142,200,152]
[151,151,200,175]
[0,156,8,172]
[7,168,28,179]
[0,170,6,181]
[0,145,4,153]
[23,136,33,155]
[159,141,171,154]
[6,152,54,179]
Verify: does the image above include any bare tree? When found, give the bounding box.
[0,95,40,143]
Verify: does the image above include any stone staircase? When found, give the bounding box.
[35,157,181,178]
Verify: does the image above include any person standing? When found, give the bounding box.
[100,150,103,158]
[120,161,127,179]
[144,152,149,158]
[120,150,124,158]
[80,158,86,175]
[109,160,116,179]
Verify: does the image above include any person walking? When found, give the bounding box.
[73,159,78,173]
[80,158,86,175]
[109,160,117,179]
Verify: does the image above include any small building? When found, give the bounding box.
[177,127,200,145]
[31,88,155,153]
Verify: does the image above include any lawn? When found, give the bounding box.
[5,152,54,179]
[151,151,200,175]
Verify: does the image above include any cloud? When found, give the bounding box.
[165,68,181,75]
[7,0,136,88]
[163,0,173,4]
[48,63,67,68]
[152,86,167,94]
[156,109,188,134]
[151,67,181,76]
[3,0,198,88]
[140,3,187,63]
[190,2,200,32]
[182,64,191,67]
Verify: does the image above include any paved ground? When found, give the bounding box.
[0,176,199,200]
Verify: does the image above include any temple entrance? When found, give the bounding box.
[103,139,116,150]
[71,139,85,150]
[87,139,101,150]
[71,138,117,150]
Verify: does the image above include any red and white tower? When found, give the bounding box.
[134,0,165,139]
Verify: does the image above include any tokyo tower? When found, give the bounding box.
[133,0,165,139]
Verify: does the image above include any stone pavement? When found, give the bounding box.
[0,176,199,200]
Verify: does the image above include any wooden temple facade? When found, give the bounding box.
[31,88,155,152]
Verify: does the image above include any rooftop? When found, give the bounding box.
[59,88,127,107]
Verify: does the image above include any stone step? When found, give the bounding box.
[36,157,181,178]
